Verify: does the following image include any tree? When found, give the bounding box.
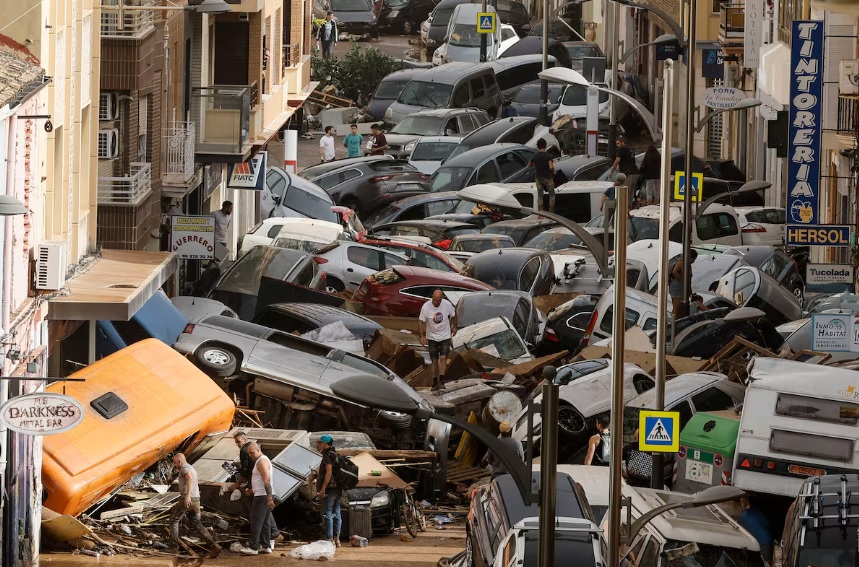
[311,46,404,103]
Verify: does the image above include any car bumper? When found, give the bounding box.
[339,21,378,33]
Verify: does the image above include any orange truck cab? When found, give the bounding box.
[42,338,235,516]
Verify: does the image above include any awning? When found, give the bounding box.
[48,250,177,321]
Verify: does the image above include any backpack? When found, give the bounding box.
[667,255,682,281]
[329,450,359,490]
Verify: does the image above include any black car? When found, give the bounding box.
[308,159,429,218]
[424,0,461,54]
[298,155,394,180]
[380,0,436,33]
[467,472,596,567]
[464,247,554,296]
[481,216,559,246]
[540,294,599,356]
[489,0,531,36]
[363,191,460,227]
[527,19,581,43]
[330,0,379,34]
[555,116,625,158]
[723,245,806,301]
[456,290,543,347]
[552,155,612,184]
[445,117,548,161]
[367,68,425,121]
[500,36,574,68]
[509,81,563,118]
[253,303,383,348]
[670,307,785,359]
[563,41,603,71]
[368,219,479,244]
[428,144,536,193]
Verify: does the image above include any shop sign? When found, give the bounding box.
[744,0,764,68]
[806,264,854,285]
[171,215,216,260]
[0,393,85,435]
[701,86,746,110]
[227,151,267,190]
[702,49,725,79]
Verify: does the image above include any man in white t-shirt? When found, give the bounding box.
[418,289,457,391]
[320,126,336,163]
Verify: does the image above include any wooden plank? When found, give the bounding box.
[335,449,437,460]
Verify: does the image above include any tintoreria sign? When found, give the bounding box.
[0,393,85,435]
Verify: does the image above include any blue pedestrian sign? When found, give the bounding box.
[638,410,680,453]
[477,12,496,33]
[673,170,703,202]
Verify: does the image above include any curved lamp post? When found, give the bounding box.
[538,67,661,142]
[695,98,763,133]
[0,196,27,216]
[694,180,772,221]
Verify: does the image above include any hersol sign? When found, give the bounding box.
[0,393,85,435]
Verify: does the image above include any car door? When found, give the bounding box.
[474,160,502,184]
[245,332,332,387]
[443,116,461,136]
[690,386,737,413]
[343,244,385,290]
[496,150,529,183]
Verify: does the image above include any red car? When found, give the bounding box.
[357,235,464,274]
[353,266,494,317]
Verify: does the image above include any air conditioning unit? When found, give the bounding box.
[97,129,119,159]
[98,92,118,121]
[35,241,67,291]
[840,60,859,95]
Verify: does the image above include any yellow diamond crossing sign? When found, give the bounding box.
[477,12,496,33]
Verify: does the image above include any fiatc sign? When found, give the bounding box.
[0,393,84,435]
[785,21,852,246]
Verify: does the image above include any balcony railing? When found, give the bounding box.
[98,162,152,206]
[719,4,744,41]
[283,42,301,69]
[838,94,859,138]
[194,85,252,155]
[100,0,155,39]
[164,122,196,185]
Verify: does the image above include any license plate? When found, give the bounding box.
[397,183,424,191]
[685,460,714,484]
[788,464,826,477]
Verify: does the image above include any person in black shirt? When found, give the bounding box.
[529,138,555,212]
[316,434,342,547]
[608,136,636,178]
[638,145,661,205]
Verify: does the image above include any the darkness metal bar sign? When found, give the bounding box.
[785,21,851,246]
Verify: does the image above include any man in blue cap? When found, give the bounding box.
[316,434,342,547]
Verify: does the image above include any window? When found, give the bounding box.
[452,84,470,107]
[341,169,361,182]
[641,318,657,331]
[138,94,149,162]
[383,252,408,269]
[566,311,592,331]
[267,171,287,200]
[266,224,283,239]
[470,78,485,99]
[520,258,540,292]
[575,164,607,181]
[770,429,854,461]
[401,285,435,298]
[483,74,498,96]
[776,394,859,426]
[284,185,338,221]
[712,0,728,13]
[620,535,646,567]
[696,215,719,241]
[501,26,516,40]
[714,212,738,236]
[476,161,500,183]
[316,173,341,190]
[497,151,528,178]
[444,118,460,135]
[347,245,382,270]
[458,114,476,132]
[412,250,449,271]
[599,306,640,334]
[512,299,529,338]
[255,311,310,334]
[672,400,694,428]
[397,205,425,221]
[514,193,534,208]
[639,537,660,567]
[692,387,736,412]
[504,534,518,567]
[426,199,457,216]
[733,268,757,304]
[291,262,316,286]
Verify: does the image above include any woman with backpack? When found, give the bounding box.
[316,434,343,547]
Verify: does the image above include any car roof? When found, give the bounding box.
[269,167,332,200]
[390,265,492,287]
[413,135,463,146]
[382,68,426,82]
[458,117,536,146]
[723,245,780,265]
[468,247,544,263]
[493,472,586,526]
[451,3,487,18]
[441,143,532,166]
[452,233,515,241]
[411,107,483,118]
[300,155,394,178]
[489,54,554,70]
[413,62,495,83]
[263,303,380,327]
[630,203,735,222]
[485,215,558,229]
[626,372,731,408]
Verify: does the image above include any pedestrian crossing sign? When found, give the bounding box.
[477,12,496,33]
[638,410,680,453]
[673,171,704,202]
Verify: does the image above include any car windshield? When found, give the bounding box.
[567,45,601,58]
[797,548,856,567]
[627,217,660,241]
[461,328,527,359]
[331,0,371,10]
[285,184,338,222]
[524,231,584,251]
[433,7,455,26]
[273,237,332,253]
[514,85,562,104]
[217,247,305,296]
[364,203,403,226]
[397,81,453,108]
[412,141,459,161]
[374,79,410,100]
[430,166,472,192]
[450,23,481,47]
[391,116,445,136]
[561,85,610,106]
[453,237,514,253]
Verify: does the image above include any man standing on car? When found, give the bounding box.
[239,442,275,555]
[369,123,389,156]
[343,123,363,158]
[529,138,555,212]
[212,200,233,262]
[316,434,342,548]
[169,453,218,553]
[317,12,338,60]
[418,289,457,391]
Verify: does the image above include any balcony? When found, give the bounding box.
[719,4,744,43]
[283,42,301,69]
[163,122,197,185]
[100,0,155,39]
[193,83,256,163]
[98,162,153,206]
[836,94,859,147]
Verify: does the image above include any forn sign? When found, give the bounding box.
[0,393,85,435]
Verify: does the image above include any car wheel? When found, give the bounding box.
[793,286,804,302]
[341,197,362,219]
[326,277,346,294]
[195,345,238,377]
[465,534,475,567]
[557,404,586,436]
[402,20,413,34]
[378,410,413,429]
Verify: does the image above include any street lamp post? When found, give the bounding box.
[680,0,699,319]
[694,180,772,219]
[693,98,762,132]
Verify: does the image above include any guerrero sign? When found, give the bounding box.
[171,216,216,260]
[0,393,84,435]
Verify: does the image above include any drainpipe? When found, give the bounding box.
[1,113,17,537]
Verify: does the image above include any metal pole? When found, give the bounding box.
[681,0,698,316]
[538,0,550,126]
[652,58,674,490]
[480,0,488,62]
[538,370,558,567]
[607,175,628,567]
[606,1,619,161]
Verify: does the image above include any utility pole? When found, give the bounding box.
[681,0,698,317]
[480,0,488,62]
[537,0,550,126]
[606,0,619,161]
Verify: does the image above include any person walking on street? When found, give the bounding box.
[488,421,525,476]
[169,453,218,553]
[608,136,636,180]
[226,432,279,546]
[317,12,338,59]
[584,415,611,466]
[320,126,336,163]
[369,123,388,156]
[343,123,363,158]
[239,442,276,555]
[669,249,697,318]
[418,290,457,391]
[316,434,342,547]
[529,138,555,212]
[639,145,661,205]
[212,201,233,262]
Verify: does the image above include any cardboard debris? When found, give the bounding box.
[576,346,707,376]
[495,350,570,380]
[42,508,93,543]
[533,292,582,314]
[699,336,778,383]
[350,452,409,490]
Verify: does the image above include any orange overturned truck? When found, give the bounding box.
[42,339,235,516]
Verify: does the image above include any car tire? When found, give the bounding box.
[793,285,804,302]
[557,404,587,436]
[326,277,346,294]
[465,534,475,567]
[402,20,413,34]
[195,345,238,377]
[341,197,362,219]
[378,410,413,429]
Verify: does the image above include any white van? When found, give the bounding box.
[626,204,743,246]
[578,284,668,348]
[733,357,859,497]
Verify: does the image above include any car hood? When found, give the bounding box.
[385,133,425,146]
[452,316,533,365]
[387,102,429,123]
[557,365,646,417]
[446,44,482,63]
[334,10,375,22]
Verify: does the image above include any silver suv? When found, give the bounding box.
[384,107,490,159]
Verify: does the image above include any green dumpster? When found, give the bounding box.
[675,411,740,493]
